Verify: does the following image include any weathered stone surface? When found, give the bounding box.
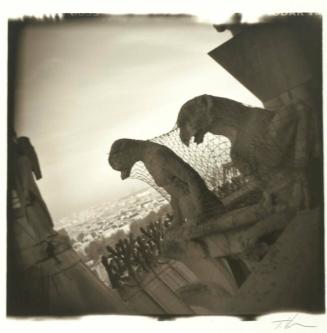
[208,25,312,102]
[9,137,129,316]
[179,208,324,314]
[200,209,291,257]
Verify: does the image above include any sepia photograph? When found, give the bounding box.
[5,10,324,321]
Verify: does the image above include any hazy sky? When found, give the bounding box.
[15,16,262,221]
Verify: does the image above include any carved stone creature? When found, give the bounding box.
[177,94,317,212]
[108,139,224,226]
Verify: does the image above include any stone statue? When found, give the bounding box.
[108,139,225,226]
[14,136,55,239]
[108,139,238,295]
[177,94,318,213]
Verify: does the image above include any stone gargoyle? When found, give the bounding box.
[177,94,319,213]
[108,139,225,227]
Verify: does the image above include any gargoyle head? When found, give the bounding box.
[177,94,213,146]
[108,139,140,180]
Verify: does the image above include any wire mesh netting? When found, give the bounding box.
[128,101,316,210]
[129,127,242,201]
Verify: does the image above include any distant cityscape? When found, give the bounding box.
[54,187,169,285]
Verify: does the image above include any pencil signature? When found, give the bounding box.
[272,314,317,329]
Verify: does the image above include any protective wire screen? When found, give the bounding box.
[129,127,240,201]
